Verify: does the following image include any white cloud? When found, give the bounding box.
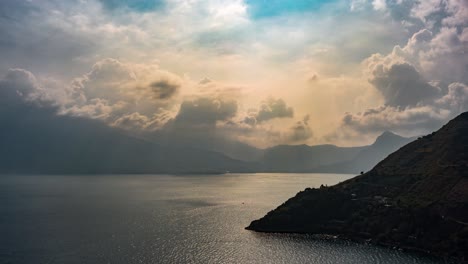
[340,105,452,135]
[63,58,184,126]
[372,0,387,11]
[334,0,468,143]
[0,0,466,147]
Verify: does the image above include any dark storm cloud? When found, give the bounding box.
[149,80,179,100]
[0,69,55,110]
[256,98,294,123]
[155,96,240,148]
[0,70,49,127]
[0,68,150,174]
[174,97,238,126]
[370,63,440,107]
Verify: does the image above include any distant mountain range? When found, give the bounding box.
[0,86,416,174]
[0,104,416,174]
[247,112,468,261]
[154,130,416,174]
[0,109,252,174]
[311,131,417,173]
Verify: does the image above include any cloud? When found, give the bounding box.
[1,69,40,98]
[0,68,163,173]
[372,0,386,11]
[374,2,468,85]
[255,98,294,123]
[437,82,468,112]
[331,0,468,143]
[443,0,468,27]
[112,111,171,130]
[341,105,451,134]
[352,0,466,36]
[64,58,183,129]
[173,97,238,126]
[410,0,468,29]
[243,115,257,126]
[1,63,252,147]
[286,115,313,143]
[0,0,465,148]
[333,80,468,142]
[0,59,185,132]
[0,1,100,77]
[239,98,295,127]
[245,0,331,19]
[0,69,40,104]
[152,95,241,146]
[368,62,440,107]
[198,78,212,85]
[147,80,179,100]
[153,94,306,148]
[0,68,57,109]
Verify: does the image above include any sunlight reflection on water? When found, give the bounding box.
[0,173,451,263]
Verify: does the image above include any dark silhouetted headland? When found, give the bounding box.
[247,112,468,262]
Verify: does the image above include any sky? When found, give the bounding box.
[0,0,467,148]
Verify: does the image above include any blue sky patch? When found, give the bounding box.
[98,0,165,12]
[245,0,331,18]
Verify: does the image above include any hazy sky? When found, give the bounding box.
[0,0,467,147]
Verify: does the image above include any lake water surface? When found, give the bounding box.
[0,173,449,263]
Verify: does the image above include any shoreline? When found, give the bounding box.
[245,228,461,263]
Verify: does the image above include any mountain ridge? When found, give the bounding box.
[0,81,421,174]
[257,132,416,173]
[0,111,254,174]
[246,112,468,261]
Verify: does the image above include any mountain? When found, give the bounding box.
[259,144,365,172]
[257,132,414,173]
[143,130,413,174]
[0,107,254,174]
[314,131,417,173]
[203,138,265,162]
[0,73,421,175]
[247,112,468,261]
[0,94,415,174]
[145,133,266,162]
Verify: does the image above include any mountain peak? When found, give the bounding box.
[376,130,400,139]
[247,112,468,260]
[379,130,397,137]
[372,130,406,146]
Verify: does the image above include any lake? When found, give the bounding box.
[0,173,448,263]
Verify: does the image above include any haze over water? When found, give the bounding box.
[0,173,448,264]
